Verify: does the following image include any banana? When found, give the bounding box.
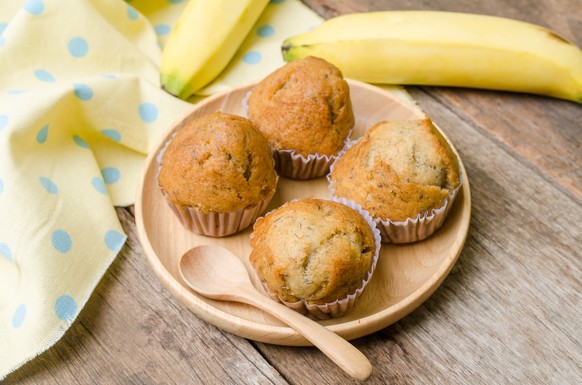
[161,0,269,100]
[282,11,582,103]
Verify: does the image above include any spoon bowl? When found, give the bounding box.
[180,244,251,296]
[179,244,373,382]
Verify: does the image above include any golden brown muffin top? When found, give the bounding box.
[330,118,460,221]
[158,112,278,213]
[247,56,354,156]
[249,198,376,305]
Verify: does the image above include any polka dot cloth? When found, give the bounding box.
[36,124,49,143]
[54,295,77,321]
[138,102,158,123]
[67,37,89,57]
[23,0,44,16]
[0,0,417,381]
[0,115,9,130]
[12,304,26,328]
[34,69,55,82]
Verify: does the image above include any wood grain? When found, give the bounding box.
[6,0,582,384]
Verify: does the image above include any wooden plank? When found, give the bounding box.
[415,87,582,202]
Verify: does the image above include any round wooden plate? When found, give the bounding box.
[135,79,471,346]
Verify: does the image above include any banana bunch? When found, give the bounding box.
[282,11,582,103]
[161,0,269,100]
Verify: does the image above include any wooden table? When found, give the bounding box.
[7,0,581,383]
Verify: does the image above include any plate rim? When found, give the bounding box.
[134,79,471,346]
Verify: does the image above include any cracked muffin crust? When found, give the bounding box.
[158,111,277,213]
[249,198,376,306]
[247,56,354,156]
[329,118,460,222]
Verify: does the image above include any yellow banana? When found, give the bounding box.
[161,0,269,100]
[282,11,582,103]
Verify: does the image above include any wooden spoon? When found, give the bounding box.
[179,245,373,382]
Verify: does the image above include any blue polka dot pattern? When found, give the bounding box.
[8,89,29,95]
[39,176,58,194]
[73,83,93,101]
[36,123,49,143]
[104,230,126,252]
[12,304,26,328]
[55,295,77,321]
[92,177,108,195]
[139,103,158,123]
[68,37,89,58]
[100,129,121,142]
[52,230,72,253]
[0,22,7,34]
[243,51,262,64]
[257,25,275,37]
[73,135,89,148]
[24,0,45,15]
[101,167,121,184]
[154,24,171,36]
[34,69,55,82]
[127,5,138,20]
[0,114,8,130]
[0,243,12,261]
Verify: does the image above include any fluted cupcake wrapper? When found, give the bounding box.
[374,180,462,244]
[272,149,337,180]
[253,197,381,320]
[162,193,275,237]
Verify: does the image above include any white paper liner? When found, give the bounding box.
[327,138,463,244]
[374,180,462,243]
[241,90,251,118]
[156,129,276,237]
[163,194,275,237]
[251,197,381,320]
[272,149,337,180]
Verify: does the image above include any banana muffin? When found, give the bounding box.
[329,118,461,242]
[247,56,354,178]
[158,111,278,236]
[249,198,379,318]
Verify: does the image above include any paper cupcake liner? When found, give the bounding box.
[162,193,275,237]
[241,91,251,117]
[156,130,276,237]
[272,149,337,180]
[374,180,462,244]
[252,197,381,320]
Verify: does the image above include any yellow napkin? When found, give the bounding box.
[0,0,323,378]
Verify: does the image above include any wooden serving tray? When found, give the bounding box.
[135,79,471,346]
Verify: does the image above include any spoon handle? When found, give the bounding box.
[239,287,372,382]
